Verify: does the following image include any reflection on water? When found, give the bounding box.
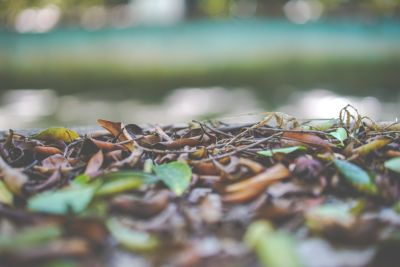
[0,88,398,129]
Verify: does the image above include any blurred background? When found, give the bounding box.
[0,0,399,128]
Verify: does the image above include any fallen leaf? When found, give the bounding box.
[384,157,400,173]
[329,128,348,146]
[106,218,159,252]
[0,156,28,195]
[95,172,146,196]
[31,127,79,143]
[282,131,332,150]
[353,138,392,156]
[153,161,192,196]
[28,186,96,214]
[33,146,63,155]
[110,190,169,218]
[0,224,62,252]
[258,146,306,157]
[305,204,355,232]
[84,150,104,177]
[225,164,290,193]
[0,180,13,205]
[333,159,377,194]
[97,119,134,151]
[42,154,70,169]
[244,220,302,267]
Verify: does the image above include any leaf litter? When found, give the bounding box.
[0,105,399,267]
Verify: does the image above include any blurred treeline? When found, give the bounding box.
[1,0,400,29]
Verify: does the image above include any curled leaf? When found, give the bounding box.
[31,127,79,143]
[353,137,392,156]
[84,150,104,177]
[329,127,348,146]
[225,164,290,193]
[282,132,332,150]
[97,119,134,151]
[0,156,28,195]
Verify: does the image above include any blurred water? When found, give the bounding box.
[0,87,398,129]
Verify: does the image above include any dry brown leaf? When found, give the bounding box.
[33,146,63,155]
[84,149,104,177]
[97,119,134,151]
[282,131,332,150]
[225,163,290,193]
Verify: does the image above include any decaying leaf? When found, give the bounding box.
[225,164,290,193]
[97,119,134,151]
[0,110,399,267]
[353,137,392,156]
[31,127,80,143]
[0,155,28,195]
[282,132,332,150]
[0,180,13,205]
[84,149,104,177]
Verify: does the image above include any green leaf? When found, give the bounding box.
[94,171,158,196]
[0,180,13,205]
[96,177,142,196]
[28,186,95,214]
[301,119,338,131]
[244,220,302,267]
[31,127,80,143]
[257,146,306,157]
[329,127,348,146]
[384,157,400,173]
[72,174,91,186]
[107,218,159,252]
[153,161,192,196]
[0,225,61,252]
[333,159,377,194]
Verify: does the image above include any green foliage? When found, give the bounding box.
[258,146,306,157]
[333,159,377,194]
[28,186,96,214]
[107,218,159,252]
[153,161,192,196]
[384,157,400,173]
[245,220,302,267]
[329,127,348,146]
[0,225,61,252]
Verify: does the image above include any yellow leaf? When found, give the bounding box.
[31,127,80,143]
